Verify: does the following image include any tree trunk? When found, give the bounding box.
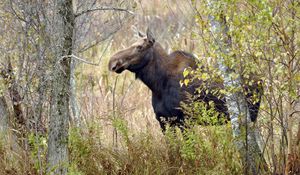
[0,96,8,134]
[1,61,25,127]
[208,1,268,174]
[0,60,27,148]
[297,121,300,146]
[47,0,74,174]
[285,0,298,174]
[70,59,80,126]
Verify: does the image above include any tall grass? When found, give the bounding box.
[1,0,299,174]
[68,120,243,175]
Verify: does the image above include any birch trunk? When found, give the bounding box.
[208,1,267,174]
[47,0,74,174]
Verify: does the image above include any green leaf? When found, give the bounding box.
[183,68,190,78]
[201,73,209,80]
[184,79,190,86]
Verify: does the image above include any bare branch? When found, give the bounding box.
[290,110,300,117]
[75,6,135,18]
[60,54,100,66]
[78,30,115,53]
[9,0,28,23]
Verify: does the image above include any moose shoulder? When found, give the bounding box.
[108,29,262,132]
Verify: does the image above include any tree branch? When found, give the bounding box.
[60,54,100,66]
[75,6,135,18]
[290,110,300,117]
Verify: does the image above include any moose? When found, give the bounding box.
[108,29,262,132]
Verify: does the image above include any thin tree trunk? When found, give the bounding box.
[1,61,25,127]
[297,121,300,146]
[70,59,80,126]
[267,58,277,174]
[0,96,9,134]
[208,1,268,174]
[47,0,74,174]
[0,60,27,149]
[285,1,298,174]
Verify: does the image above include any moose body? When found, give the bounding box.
[109,30,261,131]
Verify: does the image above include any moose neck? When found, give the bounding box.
[135,43,170,94]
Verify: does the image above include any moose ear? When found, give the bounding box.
[146,28,155,45]
[138,31,145,38]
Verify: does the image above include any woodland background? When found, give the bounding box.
[0,0,299,175]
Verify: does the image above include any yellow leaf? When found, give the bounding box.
[184,79,189,86]
[183,69,189,78]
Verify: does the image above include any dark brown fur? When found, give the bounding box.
[109,30,261,131]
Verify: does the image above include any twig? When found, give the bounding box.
[9,0,28,23]
[60,54,100,66]
[78,31,114,53]
[290,110,300,117]
[75,6,135,18]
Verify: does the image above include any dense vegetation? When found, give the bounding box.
[0,0,299,174]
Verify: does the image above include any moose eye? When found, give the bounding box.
[136,45,143,50]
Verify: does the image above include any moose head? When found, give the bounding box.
[108,29,155,73]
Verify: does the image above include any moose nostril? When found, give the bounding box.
[111,65,117,71]
[109,61,119,71]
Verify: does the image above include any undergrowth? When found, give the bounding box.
[0,114,243,175]
[68,118,243,175]
[67,99,243,174]
[0,133,5,175]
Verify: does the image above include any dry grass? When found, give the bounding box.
[1,1,299,174]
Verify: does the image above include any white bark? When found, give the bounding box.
[208,1,267,174]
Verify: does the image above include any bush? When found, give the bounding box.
[68,116,243,175]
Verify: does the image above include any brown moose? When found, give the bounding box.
[108,29,261,132]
